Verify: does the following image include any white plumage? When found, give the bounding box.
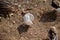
[24,13,34,25]
[51,27,58,40]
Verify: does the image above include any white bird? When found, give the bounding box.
[52,27,58,40]
[24,13,34,25]
[49,26,58,40]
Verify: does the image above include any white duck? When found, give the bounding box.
[24,13,34,25]
[49,27,58,40]
[52,27,58,40]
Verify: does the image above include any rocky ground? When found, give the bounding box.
[0,0,60,40]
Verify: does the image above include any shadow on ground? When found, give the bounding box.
[0,1,14,18]
[40,10,57,22]
[17,24,30,34]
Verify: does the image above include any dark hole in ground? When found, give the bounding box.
[17,24,30,34]
[0,1,14,18]
[51,0,60,9]
[40,10,57,22]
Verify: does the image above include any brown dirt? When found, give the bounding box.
[0,0,60,40]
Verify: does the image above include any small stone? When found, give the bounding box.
[20,37,26,40]
[14,3,18,5]
[22,8,26,13]
[0,17,2,19]
[34,4,38,7]
[18,5,21,7]
[43,0,46,3]
[12,21,15,24]
[30,32,33,35]
[43,0,46,2]
[10,13,14,16]
[27,1,29,4]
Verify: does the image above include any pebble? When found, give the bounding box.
[30,32,33,35]
[20,37,26,40]
[18,5,21,8]
[12,21,15,24]
[0,17,2,19]
[14,3,18,5]
[34,4,38,7]
[9,13,14,16]
[43,0,46,3]
[26,1,29,4]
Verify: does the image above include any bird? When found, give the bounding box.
[48,26,58,40]
[51,0,60,9]
[24,13,34,25]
